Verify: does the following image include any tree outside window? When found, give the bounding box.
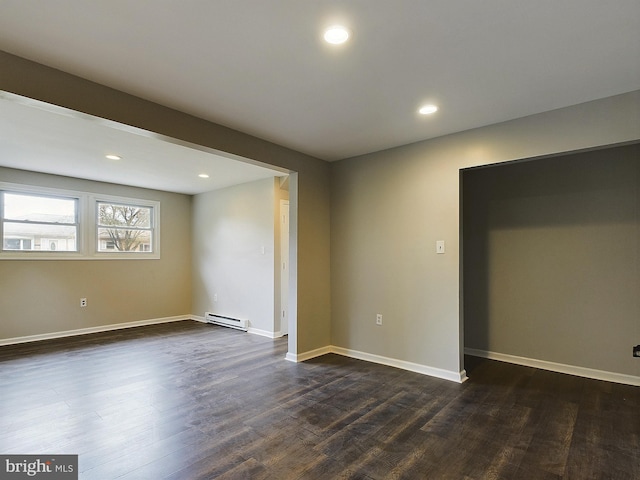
[97,202,153,252]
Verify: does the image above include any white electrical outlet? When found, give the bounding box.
[80,298,87,307]
[376,314,383,326]
[214,294,218,302]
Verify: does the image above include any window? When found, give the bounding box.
[97,202,154,253]
[1,183,160,260]
[2,192,79,252]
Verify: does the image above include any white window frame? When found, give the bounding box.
[92,194,160,259]
[0,182,160,260]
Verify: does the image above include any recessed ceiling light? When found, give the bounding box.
[324,26,350,45]
[198,173,210,179]
[105,154,121,160]
[419,104,438,115]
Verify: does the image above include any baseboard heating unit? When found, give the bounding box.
[204,312,248,332]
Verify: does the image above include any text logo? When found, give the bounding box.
[1,455,77,479]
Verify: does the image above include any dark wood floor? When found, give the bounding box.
[0,321,637,479]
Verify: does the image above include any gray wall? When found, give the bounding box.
[1,51,639,379]
[0,167,192,340]
[0,51,331,354]
[332,91,640,379]
[192,178,277,333]
[463,144,639,376]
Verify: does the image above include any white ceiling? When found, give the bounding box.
[0,1,639,167]
[0,93,287,195]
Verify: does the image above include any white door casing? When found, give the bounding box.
[280,200,290,336]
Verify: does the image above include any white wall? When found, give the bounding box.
[331,91,640,381]
[192,178,277,334]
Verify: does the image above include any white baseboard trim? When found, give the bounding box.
[288,345,466,383]
[332,346,467,383]
[286,345,333,363]
[247,327,278,339]
[465,348,640,387]
[0,315,192,346]
[194,315,280,338]
[284,352,297,363]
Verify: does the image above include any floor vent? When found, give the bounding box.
[204,312,248,332]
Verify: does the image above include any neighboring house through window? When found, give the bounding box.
[2,192,78,252]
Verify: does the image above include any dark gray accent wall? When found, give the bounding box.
[463,144,640,375]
